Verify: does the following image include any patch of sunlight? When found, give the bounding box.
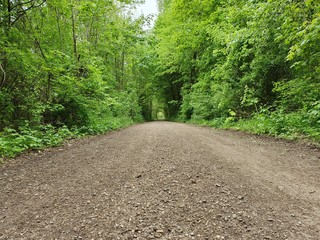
[157,111,165,120]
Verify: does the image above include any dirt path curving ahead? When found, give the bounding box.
[1,121,320,239]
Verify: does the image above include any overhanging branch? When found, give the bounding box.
[11,0,36,11]
[11,0,47,26]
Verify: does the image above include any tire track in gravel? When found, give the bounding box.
[1,121,320,239]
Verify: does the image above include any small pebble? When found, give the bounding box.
[238,196,244,200]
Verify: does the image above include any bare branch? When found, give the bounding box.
[11,0,36,11]
[11,0,47,26]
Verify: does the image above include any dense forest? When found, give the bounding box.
[0,0,156,157]
[0,0,319,158]
[154,0,320,140]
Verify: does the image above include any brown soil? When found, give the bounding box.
[1,121,320,239]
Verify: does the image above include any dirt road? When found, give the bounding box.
[1,121,320,239]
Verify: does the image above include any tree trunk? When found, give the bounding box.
[71,3,78,61]
[121,50,125,89]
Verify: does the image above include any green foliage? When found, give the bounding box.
[76,117,135,136]
[0,0,157,158]
[0,116,137,158]
[1,0,319,159]
[230,108,320,142]
[154,0,320,142]
[189,106,320,142]
[0,125,74,158]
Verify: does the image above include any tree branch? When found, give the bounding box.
[11,0,36,11]
[35,38,47,60]
[0,63,6,88]
[11,0,47,26]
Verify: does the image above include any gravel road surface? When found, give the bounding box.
[1,121,320,239]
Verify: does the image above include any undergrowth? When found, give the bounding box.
[0,117,136,159]
[187,109,320,144]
